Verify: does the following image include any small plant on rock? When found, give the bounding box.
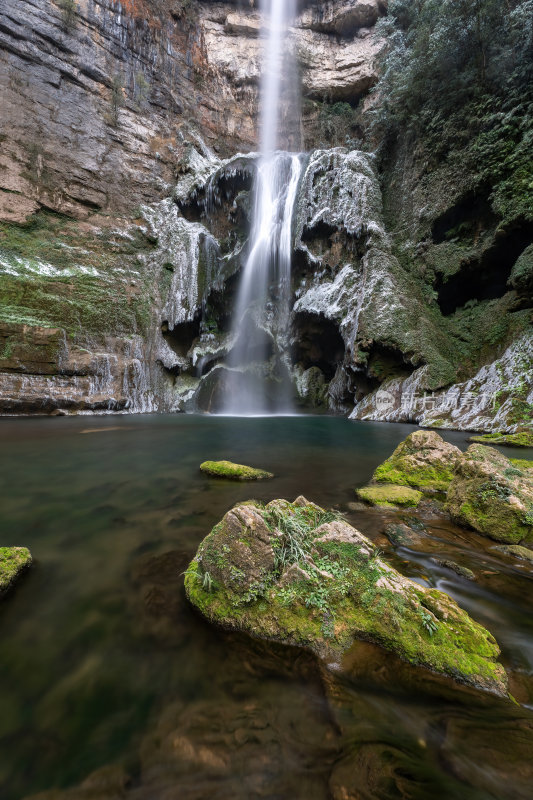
[57,0,77,31]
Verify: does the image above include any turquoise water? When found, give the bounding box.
[0,415,532,800]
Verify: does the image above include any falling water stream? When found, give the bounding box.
[223,0,300,414]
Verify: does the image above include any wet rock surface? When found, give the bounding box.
[185,497,508,696]
[371,430,461,492]
[447,444,533,544]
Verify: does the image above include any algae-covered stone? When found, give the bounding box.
[0,547,32,596]
[200,460,274,481]
[356,484,423,508]
[494,545,533,563]
[430,558,475,581]
[510,458,533,472]
[372,430,461,492]
[185,498,508,696]
[447,444,533,544]
[470,431,533,448]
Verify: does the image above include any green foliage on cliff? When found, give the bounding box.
[373,0,533,222]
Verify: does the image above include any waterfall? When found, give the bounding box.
[222,0,300,415]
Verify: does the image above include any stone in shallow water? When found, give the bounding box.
[0,546,32,596]
[493,545,533,563]
[447,444,533,544]
[430,558,476,581]
[185,498,508,697]
[372,430,461,492]
[199,460,274,481]
[356,484,423,508]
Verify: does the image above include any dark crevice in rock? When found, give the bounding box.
[179,169,254,226]
[431,191,498,244]
[162,317,200,359]
[365,343,414,383]
[291,311,345,380]
[436,222,533,315]
[302,220,338,241]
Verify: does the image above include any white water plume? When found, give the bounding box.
[223,0,300,414]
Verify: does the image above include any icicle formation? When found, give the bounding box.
[223,0,299,415]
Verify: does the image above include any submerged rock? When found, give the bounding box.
[356,484,423,508]
[384,522,424,546]
[0,546,32,596]
[447,445,533,544]
[200,460,274,481]
[185,498,508,696]
[430,558,476,581]
[372,430,461,492]
[493,545,533,563]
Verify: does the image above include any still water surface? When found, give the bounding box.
[0,415,532,800]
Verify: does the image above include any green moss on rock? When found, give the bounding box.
[185,498,508,697]
[372,430,461,492]
[494,545,533,563]
[0,547,32,596]
[356,484,423,508]
[200,460,274,481]
[470,431,533,448]
[510,458,533,472]
[447,444,533,544]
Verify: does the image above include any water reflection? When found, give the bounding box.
[0,416,532,799]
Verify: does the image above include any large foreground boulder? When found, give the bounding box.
[185,498,507,696]
[372,430,461,492]
[447,445,533,544]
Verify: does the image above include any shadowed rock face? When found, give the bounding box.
[185,497,508,697]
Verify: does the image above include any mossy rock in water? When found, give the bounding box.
[356,484,423,508]
[0,547,32,596]
[200,460,273,481]
[470,431,533,448]
[430,558,476,581]
[447,444,533,544]
[184,497,508,697]
[494,545,533,564]
[372,430,461,492]
[510,458,533,472]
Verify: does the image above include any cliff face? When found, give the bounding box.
[0,0,384,222]
[0,0,531,431]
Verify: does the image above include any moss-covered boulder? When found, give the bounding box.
[356,484,423,508]
[372,431,461,492]
[470,431,533,448]
[200,460,274,481]
[494,545,533,563]
[185,498,507,696]
[0,547,32,596]
[447,445,533,544]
